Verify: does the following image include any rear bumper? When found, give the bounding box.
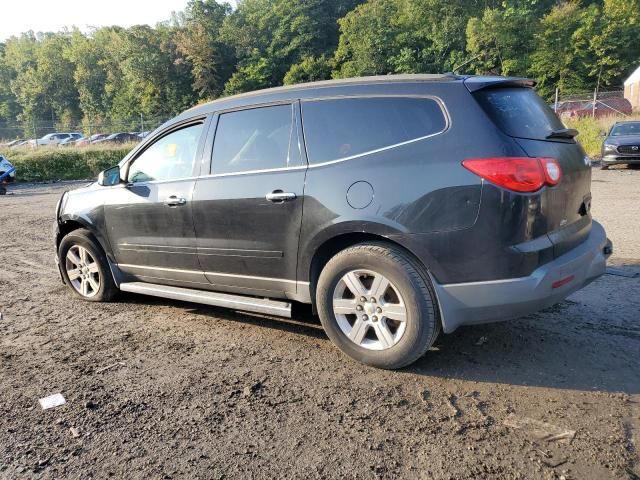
[602,154,640,165]
[432,220,611,333]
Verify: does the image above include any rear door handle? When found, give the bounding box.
[164,195,187,207]
[266,190,297,202]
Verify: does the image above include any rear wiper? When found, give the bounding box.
[546,128,578,139]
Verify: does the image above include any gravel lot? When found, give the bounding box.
[1,166,639,479]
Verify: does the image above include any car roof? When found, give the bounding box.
[171,74,533,124]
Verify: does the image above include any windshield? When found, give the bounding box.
[610,123,640,136]
[474,87,566,140]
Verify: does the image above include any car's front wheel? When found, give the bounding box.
[316,243,440,369]
[58,228,117,302]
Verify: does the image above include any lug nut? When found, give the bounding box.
[376,307,382,313]
[370,297,376,303]
[360,296,367,303]
[362,315,368,321]
[371,316,378,322]
[356,305,363,311]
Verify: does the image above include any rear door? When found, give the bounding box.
[192,102,306,297]
[472,86,593,256]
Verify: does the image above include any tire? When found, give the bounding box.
[316,243,440,369]
[58,228,117,302]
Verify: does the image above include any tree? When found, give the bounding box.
[221,0,364,93]
[588,0,640,88]
[332,0,401,78]
[174,0,234,100]
[529,2,594,98]
[284,55,332,85]
[0,43,21,136]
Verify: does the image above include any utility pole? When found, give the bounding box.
[554,88,559,113]
[140,113,144,134]
[593,65,602,119]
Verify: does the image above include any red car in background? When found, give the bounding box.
[557,97,632,118]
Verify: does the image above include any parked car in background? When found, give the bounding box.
[32,132,83,146]
[11,139,33,148]
[0,154,16,195]
[54,74,612,369]
[72,133,109,146]
[59,135,86,147]
[558,98,632,119]
[601,121,640,169]
[2,139,25,148]
[92,132,140,145]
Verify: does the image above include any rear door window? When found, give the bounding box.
[212,104,295,174]
[474,87,565,140]
[301,97,447,164]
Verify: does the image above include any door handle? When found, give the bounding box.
[164,195,187,207]
[266,190,297,202]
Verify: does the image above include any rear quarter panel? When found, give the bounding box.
[297,82,524,284]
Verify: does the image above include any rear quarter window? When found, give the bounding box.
[301,97,447,164]
[474,87,565,140]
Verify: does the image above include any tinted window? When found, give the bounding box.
[610,122,640,136]
[474,87,565,140]
[212,105,293,174]
[301,97,446,164]
[128,123,203,183]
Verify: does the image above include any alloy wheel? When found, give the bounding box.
[332,269,407,351]
[65,245,101,298]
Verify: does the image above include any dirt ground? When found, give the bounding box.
[1,166,639,479]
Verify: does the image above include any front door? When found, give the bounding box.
[192,103,307,297]
[105,119,209,286]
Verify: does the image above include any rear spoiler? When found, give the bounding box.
[463,76,536,93]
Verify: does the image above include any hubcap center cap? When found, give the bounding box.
[363,302,375,315]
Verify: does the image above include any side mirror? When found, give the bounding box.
[97,165,121,186]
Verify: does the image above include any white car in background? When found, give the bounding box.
[31,132,83,146]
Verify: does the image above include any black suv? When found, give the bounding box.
[54,74,611,369]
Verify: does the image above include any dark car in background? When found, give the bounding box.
[601,121,640,169]
[53,74,611,369]
[558,98,633,119]
[93,132,140,145]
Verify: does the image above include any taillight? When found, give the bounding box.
[462,157,562,193]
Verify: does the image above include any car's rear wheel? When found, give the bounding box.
[316,243,440,369]
[58,229,117,302]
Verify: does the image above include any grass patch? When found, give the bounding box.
[564,114,640,159]
[0,144,136,182]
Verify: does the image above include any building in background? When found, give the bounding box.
[624,65,640,111]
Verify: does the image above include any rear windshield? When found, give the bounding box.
[610,122,640,136]
[474,87,565,140]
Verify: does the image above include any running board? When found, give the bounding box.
[119,282,292,318]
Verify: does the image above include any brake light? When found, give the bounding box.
[462,157,562,193]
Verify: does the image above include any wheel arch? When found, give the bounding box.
[56,216,122,287]
[307,231,439,319]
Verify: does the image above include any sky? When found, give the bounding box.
[0,0,206,41]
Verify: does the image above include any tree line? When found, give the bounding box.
[0,0,638,138]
